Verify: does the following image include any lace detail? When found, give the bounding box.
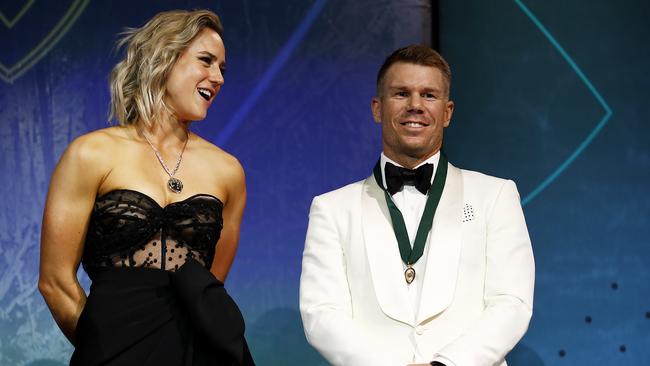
[82,189,223,276]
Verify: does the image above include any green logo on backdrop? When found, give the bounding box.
[0,0,90,83]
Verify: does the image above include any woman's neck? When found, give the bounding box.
[135,116,190,149]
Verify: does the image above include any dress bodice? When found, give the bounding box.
[82,189,223,277]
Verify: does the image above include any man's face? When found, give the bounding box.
[371,62,454,166]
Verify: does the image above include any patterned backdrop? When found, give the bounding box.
[0,0,648,365]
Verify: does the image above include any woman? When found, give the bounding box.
[38,9,254,365]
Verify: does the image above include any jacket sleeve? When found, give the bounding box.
[434,180,535,366]
[299,196,396,366]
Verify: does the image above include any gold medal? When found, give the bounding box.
[372,155,449,289]
[404,265,416,284]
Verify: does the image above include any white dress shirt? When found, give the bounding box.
[380,152,455,365]
[379,152,440,318]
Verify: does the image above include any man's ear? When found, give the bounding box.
[443,100,454,127]
[371,97,381,123]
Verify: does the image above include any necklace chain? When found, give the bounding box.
[141,131,189,178]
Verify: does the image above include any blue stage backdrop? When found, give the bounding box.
[0,0,648,365]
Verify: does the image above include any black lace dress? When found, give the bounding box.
[70,190,254,366]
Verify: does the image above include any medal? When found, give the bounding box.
[373,154,448,285]
[404,265,416,284]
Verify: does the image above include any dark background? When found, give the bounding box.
[0,0,648,365]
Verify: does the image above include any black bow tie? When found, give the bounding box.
[384,162,434,195]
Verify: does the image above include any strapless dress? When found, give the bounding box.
[70,189,255,366]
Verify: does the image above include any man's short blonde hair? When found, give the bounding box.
[376,44,451,98]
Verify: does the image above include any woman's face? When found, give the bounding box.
[165,28,226,122]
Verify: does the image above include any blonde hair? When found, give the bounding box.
[109,9,223,126]
[376,44,452,97]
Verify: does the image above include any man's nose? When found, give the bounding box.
[407,94,424,113]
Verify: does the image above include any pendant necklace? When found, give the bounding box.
[142,130,189,193]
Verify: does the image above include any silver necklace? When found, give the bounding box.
[141,131,189,193]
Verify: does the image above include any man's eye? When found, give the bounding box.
[395,91,408,97]
[423,93,436,99]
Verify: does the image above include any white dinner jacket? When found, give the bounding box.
[299,162,534,366]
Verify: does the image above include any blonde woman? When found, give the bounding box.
[38,9,254,365]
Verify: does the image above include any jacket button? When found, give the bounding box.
[415,325,424,335]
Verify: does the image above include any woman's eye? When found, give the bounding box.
[199,57,211,64]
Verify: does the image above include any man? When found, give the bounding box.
[299,45,534,366]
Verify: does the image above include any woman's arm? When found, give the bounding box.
[38,133,108,344]
[210,156,246,282]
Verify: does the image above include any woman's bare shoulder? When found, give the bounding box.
[192,133,244,175]
[69,125,130,149]
[60,126,132,173]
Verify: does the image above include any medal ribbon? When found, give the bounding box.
[372,154,448,266]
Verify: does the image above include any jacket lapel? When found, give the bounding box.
[416,163,463,324]
[361,176,415,325]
